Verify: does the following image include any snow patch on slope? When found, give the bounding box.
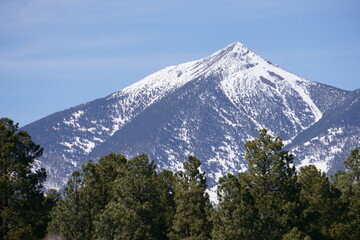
[293,127,346,172]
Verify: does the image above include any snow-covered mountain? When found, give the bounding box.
[287,89,360,175]
[23,42,359,196]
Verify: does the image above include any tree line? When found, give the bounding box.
[0,118,359,240]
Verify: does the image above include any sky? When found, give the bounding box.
[0,0,359,127]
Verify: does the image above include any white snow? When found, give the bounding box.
[293,127,347,173]
[177,127,191,145]
[60,137,95,155]
[207,186,219,204]
[73,110,84,119]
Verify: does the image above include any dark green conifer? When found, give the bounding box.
[0,118,48,239]
[245,129,297,198]
[332,148,360,239]
[282,227,311,240]
[297,165,342,239]
[94,154,164,240]
[244,129,299,239]
[47,171,88,240]
[168,156,212,240]
[157,170,176,238]
[212,172,257,240]
[48,153,127,240]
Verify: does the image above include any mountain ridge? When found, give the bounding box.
[23,42,359,195]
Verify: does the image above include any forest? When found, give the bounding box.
[0,117,359,240]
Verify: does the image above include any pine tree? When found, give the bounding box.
[282,227,311,240]
[157,170,176,238]
[212,172,258,240]
[168,156,212,240]
[332,148,360,239]
[297,165,342,239]
[48,153,127,240]
[343,148,360,238]
[243,129,299,239]
[84,153,127,205]
[47,171,88,240]
[94,154,164,240]
[245,129,297,198]
[81,153,128,238]
[344,148,360,182]
[0,118,48,240]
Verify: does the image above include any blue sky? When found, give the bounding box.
[1,0,359,126]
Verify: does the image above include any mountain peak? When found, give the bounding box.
[209,42,252,59]
[190,42,257,76]
[227,41,249,52]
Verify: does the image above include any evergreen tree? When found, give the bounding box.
[168,156,212,240]
[332,148,360,239]
[81,153,128,238]
[48,153,127,240]
[83,153,127,206]
[344,148,360,182]
[343,148,360,238]
[212,172,257,240]
[243,129,299,239]
[297,165,342,239]
[0,118,48,240]
[282,227,311,240]
[94,154,164,240]
[47,171,88,240]
[157,170,176,238]
[245,129,297,198]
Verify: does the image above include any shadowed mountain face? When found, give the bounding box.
[23,42,359,196]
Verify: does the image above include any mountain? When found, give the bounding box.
[23,42,358,197]
[286,89,360,175]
